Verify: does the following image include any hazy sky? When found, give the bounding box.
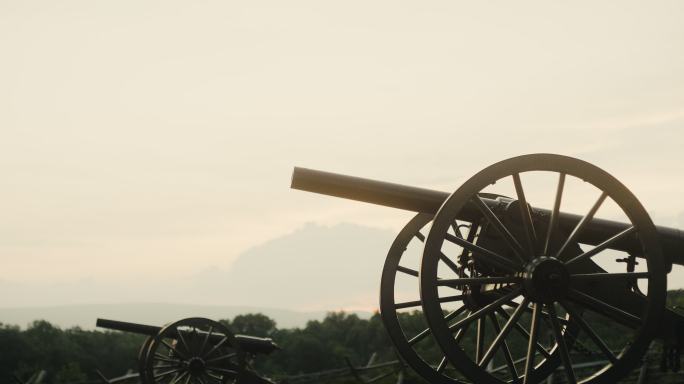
[1,1,683,310]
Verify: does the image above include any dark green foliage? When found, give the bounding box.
[1,313,397,384]
[667,289,684,309]
[259,312,394,375]
[1,320,145,384]
[220,313,277,338]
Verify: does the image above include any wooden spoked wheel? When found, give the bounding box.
[379,213,469,383]
[380,210,575,383]
[419,154,666,384]
[143,318,244,384]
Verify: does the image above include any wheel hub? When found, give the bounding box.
[187,357,206,375]
[522,256,569,303]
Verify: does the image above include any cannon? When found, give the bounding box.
[291,153,684,384]
[96,317,278,384]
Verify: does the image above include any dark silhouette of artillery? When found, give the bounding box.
[291,153,684,384]
[92,324,405,384]
[96,317,278,384]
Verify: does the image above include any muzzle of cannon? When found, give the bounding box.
[96,317,277,384]
[291,153,684,384]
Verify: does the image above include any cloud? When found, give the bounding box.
[0,222,397,311]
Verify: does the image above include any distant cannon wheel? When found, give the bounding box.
[420,154,667,384]
[138,336,154,384]
[142,317,244,384]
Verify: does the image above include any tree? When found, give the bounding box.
[224,313,277,337]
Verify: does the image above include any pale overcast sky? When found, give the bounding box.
[1,1,683,310]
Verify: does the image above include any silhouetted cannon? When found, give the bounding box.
[292,154,684,384]
[96,317,276,384]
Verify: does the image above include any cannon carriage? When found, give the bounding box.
[96,317,278,384]
[96,317,412,384]
[291,153,684,384]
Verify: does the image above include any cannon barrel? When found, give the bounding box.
[291,167,684,266]
[96,318,159,336]
[96,318,279,355]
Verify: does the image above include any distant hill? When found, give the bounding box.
[0,222,394,329]
[0,303,372,330]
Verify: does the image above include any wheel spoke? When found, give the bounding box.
[544,173,565,256]
[200,326,213,356]
[436,357,447,373]
[449,288,522,332]
[496,308,552,359]
[168,371,188,384]
[488,314,520,381]
[439,294,466,304]
[161,339,188,360]
[154,369,183,381]
[413,221,460,274]
[439,251,462,275]
[206,352,237,364]
[408,327,431,346]
[568,288,641,328]
[203,337,229,359]
[437,276,521,287]
[453,316,470,343]
[555,192,608,259]
[394,295,464,310]
[476,318,485,363]
[444,233,519,271]
[479,297,530,367]
[176,328,192,355]
[522,303,542,384]
[409,306,468,345]
[396,265,418,277]
[570,272,649,282]
[559,301,618,364]
[548,304,577,384]
[154,353,182,364]
[472,196,527,263]
[394,299,422,309]
[152,364,182,369]
[204,372,223,383]
[565,226,637,266]
[513,173,537,258]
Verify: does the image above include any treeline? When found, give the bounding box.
[2,290,682,384]
[0,312,420,384]
[0,319,145,383]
